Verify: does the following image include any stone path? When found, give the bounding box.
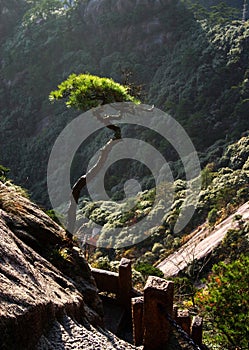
[157,202,249,277]
[36,315,142,350]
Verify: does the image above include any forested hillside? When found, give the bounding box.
[1,2,249,349]
[81,133,249,350]
[1,0,249,206]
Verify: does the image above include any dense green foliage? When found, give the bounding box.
[1,3,249,347]
[198,255,249,349]
[0,0,26,43]
[134,262,164,278]
[0,165,10,181]
[149,19,249,147]
[78,134,249,270]
[1,0,249,205]
[49,73,139,109]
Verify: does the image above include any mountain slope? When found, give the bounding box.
[0,181,104,349]
[0,180,200,350]
[78,133,249,276]
[157,201,249,276]
[1,0,249,206]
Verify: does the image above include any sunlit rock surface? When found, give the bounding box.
[0,182,108,349]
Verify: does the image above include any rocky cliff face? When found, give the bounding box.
[79,0,175,52]
[83,0,172,21]
[0,181,115,349]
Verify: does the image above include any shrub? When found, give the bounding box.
[46,209,65,227]
[134,262,164,278]
[0,165,10,181]
[208,207,218,226]
[152,242,164,255]
[91,256,111,270]
[198,255,249,349]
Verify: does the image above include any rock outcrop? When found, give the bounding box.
[0,216,85,349]
[78,0,174,52]
[83,0,172,22]
[0,181,140,349]
[157,202,249,277]
[36,315,140,350]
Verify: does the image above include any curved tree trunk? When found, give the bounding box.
[66,118,122,238]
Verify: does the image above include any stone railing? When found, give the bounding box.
[91,258,138,312]
[132,276,203,349]
[91,259,203,349]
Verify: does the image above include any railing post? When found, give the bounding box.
[176,309,191,335]
[132,296,144,346]
[118,258,132,312]
[191,315,203,346]
[173,304,178,319]
[143,276,174,350]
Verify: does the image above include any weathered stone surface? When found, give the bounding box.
[118,258,132,311]
[191,316,203,346]
[91,267,119,294]
[157,202,249,277]
[176,310,191,335]
[143,276,174,350]
[36,315,142,350]
[0,183,102,320]
[0,183,104,349]
[0,214,85,349]
[132,297,144,346]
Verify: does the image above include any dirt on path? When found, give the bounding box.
[157,202,249,277]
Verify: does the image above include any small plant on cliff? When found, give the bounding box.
[46,209,65,227]
[0,165,10,182]
[0,181,30,214]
